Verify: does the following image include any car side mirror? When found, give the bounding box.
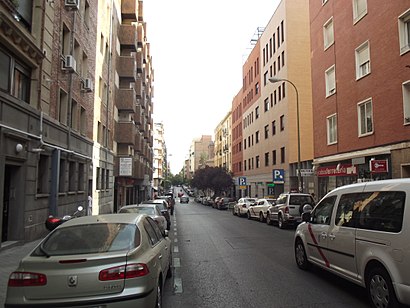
[163,230,169,237]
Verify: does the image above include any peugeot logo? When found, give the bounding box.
[68,275,78,287]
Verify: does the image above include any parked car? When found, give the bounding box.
[180,195,189,203]
[5,214,172,308]
[266,193,315,228]
[294,179,410,308]
[141,199,171,230]
[157,194,175,215]
[216,197,233,210]
[247,198,276,221]
[233,198,257,217]
[118,204,167,233]
[212,197,222,208]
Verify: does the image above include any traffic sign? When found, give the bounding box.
[273,169,285,184]
[238,177,247,186]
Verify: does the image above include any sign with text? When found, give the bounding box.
[273,169,285,184]
[299,169,314,177]
[317,164,357,177]
[119,157,132,176]
[370,160,388,173]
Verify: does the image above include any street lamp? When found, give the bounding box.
[268,77,302,192]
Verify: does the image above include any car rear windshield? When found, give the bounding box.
[289,195,314,205]
[35,223,140,256]
[119,207,155,215]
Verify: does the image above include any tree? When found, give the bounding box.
[191,166,233,196]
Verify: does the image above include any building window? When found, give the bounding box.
[353,0,367,24]
[71,99,78,130]
[255,82,259,94]
[264,98,270,112]
[355,41,370,80]
[327,114,338,144]
[272,121,276,135]
[281,20,284,43]
[59,159,66,193]
[280,115,285,131]
[96,167,101,190]
[255,131,260,144]
[265,152,270,166]
[0,49,31,103]
[325,65,336,97]
[358,99,373,136]
[244,138,246,149]
[78,163,85,191]
[255,106,259,119]
[256,156,260,168]
[264,125,269,139]
[403,81,410,124]
[80,107,87,135]
[281,51,285,67]
[323,17,334,50]
[69,161,76,192]
[264,71,268,86]
[37,155,49,194]
[282,82,286,98]
[398,9,410,55]
[280,147,286,163]
[274,90,277,104]
[273,33,276,53]
[272,150,277,165]
[244,160,247,171]
[59,89,68,125]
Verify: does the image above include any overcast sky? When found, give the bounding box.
[143,0,281,174]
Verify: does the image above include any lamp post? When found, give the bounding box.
[269,77,302,192]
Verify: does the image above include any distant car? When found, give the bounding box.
[118,204,167,233]
[5,214,172,308]
[180,195,189,203]
[247,198,276,221]
[233,198,257,217]
[216,197,233,210]
[266,193,315,228]
[141,199,171,230]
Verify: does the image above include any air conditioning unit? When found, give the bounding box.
[82,78,93,92]
[64,55,76,72]
[64,0,80,10]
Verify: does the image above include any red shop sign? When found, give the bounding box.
[317,164,357,177]
[370,160,388,173]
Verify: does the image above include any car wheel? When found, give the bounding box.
[366,266,399,308]
[295,238,310,270]
[233,208,236,215]
[247,211,251,220]
[259,212,264,222]
[266,213,272,225]
[278,215,285,229]
[155,279,162,308]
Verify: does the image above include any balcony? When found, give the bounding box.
[134,105,142,125]
[135,132,142,152]
[138,1,144,22]
[115,122,136,144]
[117,55,136,80]
[135,77,143,98]
[121,0,138,21]
[116,88,136,112]
[119,24,137,50]
[136,50,143,73]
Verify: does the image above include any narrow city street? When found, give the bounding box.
[163,197,369,308]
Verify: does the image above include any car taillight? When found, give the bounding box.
[284,206,289,214]
[99,263,149,281]
[242,204,247,208]
[46,217,61,224]
[8,272,47,287]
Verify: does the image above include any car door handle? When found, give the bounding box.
[320,232,327,240]
[329,234,336,240]
[159,254,162,259]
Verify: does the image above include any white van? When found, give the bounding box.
[294,179,410,308]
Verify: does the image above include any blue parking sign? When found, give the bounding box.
[238,177,247,186]
[273,169,285,184]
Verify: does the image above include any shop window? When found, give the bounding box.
[37,155,49,194]
[69,161,76,192]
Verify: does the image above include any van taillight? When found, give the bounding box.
[99,263,149,281]
[284,206,289,214]
[8,272,47,287]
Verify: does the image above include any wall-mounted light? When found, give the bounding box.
[15,143,23,153]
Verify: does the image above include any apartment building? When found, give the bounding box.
[0,0,155,244]
[214,111,232,172]
[310,0,410,198]
[188,135,213,179]
[0,0,96,242]
[153,122,166,194]
[243,0,313,198]
[114,0,154,208]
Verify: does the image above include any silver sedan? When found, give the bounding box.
[119,204,168,233]
[5,213,172,307]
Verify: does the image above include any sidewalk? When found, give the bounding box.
[0,240,42,306]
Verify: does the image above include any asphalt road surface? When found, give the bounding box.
[163,196,370,308]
